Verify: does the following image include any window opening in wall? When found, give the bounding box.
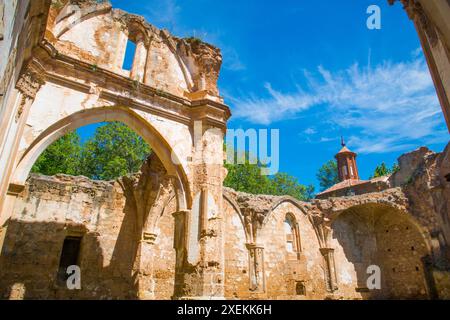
[284,214,301,255]
[342,166,348,176]
[122,39,136,71]
[295,281,306,296]
[57,236,82,285]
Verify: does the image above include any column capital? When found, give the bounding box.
[172,209,190,218]
[15,60,46,100]
[141,232,158,245]
[7,183,25,197]
[319,247,335,255]
[246,243,265,250]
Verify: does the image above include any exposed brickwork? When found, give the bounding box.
[0,0,449,300]
[1,144,450,300]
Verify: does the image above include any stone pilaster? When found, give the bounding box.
[173,108,226,299]
[320,248,338,292]
[130,33,148,82]
[0,59,45,221]
[135,232,158,300]
[246,244,266,294]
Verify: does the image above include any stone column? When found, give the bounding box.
[172,112,226,299]
[135,232,158,300]
[130,34,148,82]
[398,0,450,131]
[172,209,190,298]
[320,248,338,292]
[0,60,44,226]
[247,244,266,294]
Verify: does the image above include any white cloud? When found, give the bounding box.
[304,127,317,135]
[143,0,181,32]
[222,47,246,71]
[230,56,448,154]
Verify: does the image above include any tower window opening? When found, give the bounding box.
[122,39,137,71]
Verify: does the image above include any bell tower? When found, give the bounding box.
[335,137,359,181]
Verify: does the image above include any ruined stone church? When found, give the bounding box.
[0,0,449,300]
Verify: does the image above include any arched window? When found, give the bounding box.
[284,214,301,257]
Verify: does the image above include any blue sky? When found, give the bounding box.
[78,0,449,190]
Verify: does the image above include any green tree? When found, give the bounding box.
[31,131,81,176]
[79,122,151,180]
[270,172,315,201]
[316,160,339,191]
[371,162,399,179]
[224,157,273,195]
[224,152,314,200]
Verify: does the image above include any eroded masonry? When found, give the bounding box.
[0,0,449,300]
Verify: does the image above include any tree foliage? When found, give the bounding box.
[270,172,315,200]
[32,125,315,200]
[316,160,339,191]
[79,122,151,180]
[31,131,81,176]
[370,162,399,179]
[224,153,315,201]
[32,122,151,181]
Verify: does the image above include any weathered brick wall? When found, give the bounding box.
[259,202,327,299]
[330,204,429,299]
[375,211,429,299]
[223,198,249,299]
[151,198,177,299]
[47,0,223,98]
[2,143,450,300]
[0,174,176,299]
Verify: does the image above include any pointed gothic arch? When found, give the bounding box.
[11,106,191,211]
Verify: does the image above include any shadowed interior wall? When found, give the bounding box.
[0,174,176,299]
[331,204,430,299]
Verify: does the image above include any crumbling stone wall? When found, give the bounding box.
[0,174,137,299]
[221,145,450,300]
[390,143,450,298]
[2,148,450,300]
[0,0,230,300]
[0,160,177,299]
[223,197,249,299]
[259,202,327,300]
[0,0,449,300]
[330,204,430,299]
[46,0,222,98]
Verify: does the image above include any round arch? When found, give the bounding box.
[330,202,433,254]
[330,202,435,299]
[12,106,192,210]
[53,2,112,38]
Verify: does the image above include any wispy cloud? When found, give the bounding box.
[304,127,317,135]
[143,0,181,32]
[230,55,447,154]
[222,47,246,71]
[141,1,246,73]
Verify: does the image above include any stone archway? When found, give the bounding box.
[0,0,230,300]
[330,203,434,299]
[11,106,191,212]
